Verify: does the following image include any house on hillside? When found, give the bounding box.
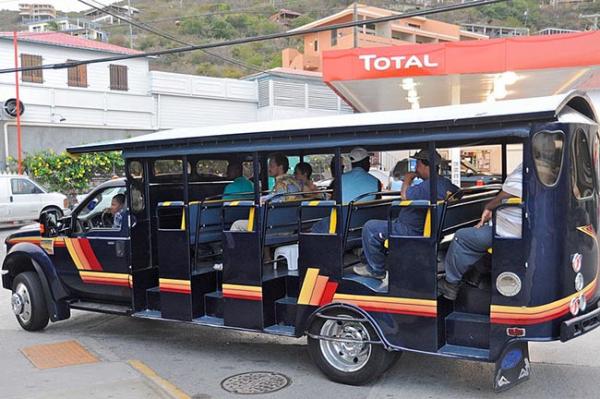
[282,3,487,72]
[18,3,56,23]
[269,9,302,27]
[83,2,140,25]
[26,17,108,42]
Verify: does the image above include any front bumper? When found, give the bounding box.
[560,305,600,342]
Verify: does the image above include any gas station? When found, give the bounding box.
[321,30,600,185]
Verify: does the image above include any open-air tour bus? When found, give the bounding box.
[3,91,599,391]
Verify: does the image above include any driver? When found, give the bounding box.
[110,194,126,229]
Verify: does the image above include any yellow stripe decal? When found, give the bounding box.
[222,284,262,292]
[229,201,240,206]
[81,271,129,280]
[163,201,172,206]
[333,293,437,306]
[328,208,337,234]
[298,268,320,305]
[160,278,191,287]
[247,207,255,232]
[506,197,522,205]
[423,208,431,238]
[180,208,186,230]
[384,239,389,249]
[399,200,412,206]
[487,247,493,254]
[64,238,85,270]
[308,200,320,206]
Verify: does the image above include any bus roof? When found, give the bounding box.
[67,92,596,157]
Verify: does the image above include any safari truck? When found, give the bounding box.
[3,92,600,392]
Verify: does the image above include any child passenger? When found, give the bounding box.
[294,162,318,193]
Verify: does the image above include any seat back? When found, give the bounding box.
[344,198,397,250]
[441,185,502,238]
[263,201,302,246]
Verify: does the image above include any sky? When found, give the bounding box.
[0,0,118,12]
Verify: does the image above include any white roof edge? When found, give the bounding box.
[69,94,582,152]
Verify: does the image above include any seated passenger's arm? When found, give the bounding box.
[475,191,517,228]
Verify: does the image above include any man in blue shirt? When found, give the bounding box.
[311,147,380,233]
[223,161,253,200]
[355,149,459,280]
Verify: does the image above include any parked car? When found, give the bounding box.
[0,175,67,223]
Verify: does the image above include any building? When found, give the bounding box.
[538,27,580,35]
[461,23,529,38]
[269,9,302,27]
[26,17,108,42]
[0,32,349,169]
[82,2,140,25]
[282,3,487,72]
[18,3,56,23]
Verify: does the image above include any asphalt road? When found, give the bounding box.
[1,226,599,399]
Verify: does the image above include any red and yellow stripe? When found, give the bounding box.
[222,284,262,301]
[7,236,66,247]
[298,268,436,317]
[64,238,103,271]
[79,271,130,287]
[159,278,191,294]
[492,225,599,325]
[491,278,597,325]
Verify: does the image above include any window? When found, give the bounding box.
[363,23,376,35]
[128,160,144,179]
[11,178,43,194]
[67,60,87,87]
[313,40,318,52]
[532,131,564,187]
[572,129,594,199]
[408,23,421,29]
[21,54,43,83]
[77,186,127,231]
[109,64,128,91]
[196,160,229,177]
[330,29,338,46]
[154,159,183,176]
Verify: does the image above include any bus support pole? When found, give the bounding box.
[12,31,23,175]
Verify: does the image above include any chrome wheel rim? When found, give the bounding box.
[319,316,371,372]
[13,283,32,324]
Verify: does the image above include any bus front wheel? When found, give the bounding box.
[307,310,400,385]
[11,272,49,331]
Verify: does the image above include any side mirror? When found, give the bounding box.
[39,211,59,237]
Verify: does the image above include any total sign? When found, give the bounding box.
[358,54,439,72]
[322,45,446,81]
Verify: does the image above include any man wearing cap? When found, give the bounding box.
[311,147,380,233]
[355,149,459,280]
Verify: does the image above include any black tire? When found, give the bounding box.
[11,272,49,331]
[307,309,400,385]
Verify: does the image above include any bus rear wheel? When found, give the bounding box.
[11,272,49,331]
[307,310,400,385]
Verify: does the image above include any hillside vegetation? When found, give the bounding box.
[1,0,599,78]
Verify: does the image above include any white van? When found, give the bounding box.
[0,175,67,223]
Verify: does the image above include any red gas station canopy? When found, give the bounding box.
[323,31,600,112]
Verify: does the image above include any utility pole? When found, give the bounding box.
[128,0,134,48]
[353,2,358,48]
[580,13,600,30]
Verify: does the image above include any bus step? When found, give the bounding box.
[194,315,224,327]
[205,291,223,318]
[70,300,132,315]
[275,296,298,326]
[439,344,490,360]
[146,286,161,311]
[264,324,296,336]
[445,312,490,349]
[454,284,491,315]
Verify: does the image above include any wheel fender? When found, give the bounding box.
[2,243,70,321]
[305,302,393,350]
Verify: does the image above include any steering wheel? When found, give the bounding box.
[101,210,114,227]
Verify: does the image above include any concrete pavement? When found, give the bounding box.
[1,227,599,398]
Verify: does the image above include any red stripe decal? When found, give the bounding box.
[78,239,103,271]
[223,293,262,301]
[319,282,338,306]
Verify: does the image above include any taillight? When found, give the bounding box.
[476,180,484,186]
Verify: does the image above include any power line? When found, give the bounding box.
[0,0,508,75]
[79,0,275,75]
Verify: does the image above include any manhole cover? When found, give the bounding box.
[221,371,290,394]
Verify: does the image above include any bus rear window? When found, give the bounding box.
[196,160,228,177]
[572,129,594,199]
[532,131,564,187]
[154,159,183,176]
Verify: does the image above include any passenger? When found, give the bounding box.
[311,148,380,233]
[223,161,253,200]
[230,153,301,231]
[355,149,459,280]
[438,163,522,300]
[110,193,126,229]
[294,162,318,193]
